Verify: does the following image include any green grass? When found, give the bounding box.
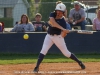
[0,54,100,65]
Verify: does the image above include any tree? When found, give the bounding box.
[27,0,36,21]
[38,0,74,21]
[97,0,100,5]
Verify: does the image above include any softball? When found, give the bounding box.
[23,34,29,40]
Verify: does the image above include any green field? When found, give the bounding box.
[0,54,100,65]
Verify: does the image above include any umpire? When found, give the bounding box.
[33,3,85,73]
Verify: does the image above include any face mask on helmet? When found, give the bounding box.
[55,3,66,12]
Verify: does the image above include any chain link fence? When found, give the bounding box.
[0,1,99,27]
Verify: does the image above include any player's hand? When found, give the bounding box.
[48,21,53,27]
[62,29,69,34]
[61,31,67,38]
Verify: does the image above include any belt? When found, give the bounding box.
[48,33,59,36]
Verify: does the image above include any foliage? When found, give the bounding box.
[0,54,100,65]
[0,18,13,28]
[27,0,36,21]
[27,0,31,3]
[38,0,74,21]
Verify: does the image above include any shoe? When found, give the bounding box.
[78,61,85,69]
[33,67,39,73]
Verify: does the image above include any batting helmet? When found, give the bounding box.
[55,3,66,12]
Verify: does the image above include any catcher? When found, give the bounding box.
[33,3,85,72]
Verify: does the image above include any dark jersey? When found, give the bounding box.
[47,12,66,35]
[32,21,47,32]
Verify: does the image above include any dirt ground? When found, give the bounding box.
[0,62,100,75]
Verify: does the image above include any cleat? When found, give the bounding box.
[78,62,85,69]
[33,67,39,73]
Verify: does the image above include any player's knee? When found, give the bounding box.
[63,52,71,58]
[40,50,47,55]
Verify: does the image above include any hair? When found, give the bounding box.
[96,5,100,14]
[97,5,100,9]
[97,9,100,12]
[56,1,63,5]
[20,14,29,24]
[35,13,42,18]
[96,9,100,17]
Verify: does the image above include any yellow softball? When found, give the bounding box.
[23,34,29,40]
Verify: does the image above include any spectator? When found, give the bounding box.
[96,5,100,14]
[93,9,100,31]
[32,13,47,32]
[56,1,71,30]
[69,1,86,30]
[11,14,34,32]
[0,22,2,32]
[0,22,5,32]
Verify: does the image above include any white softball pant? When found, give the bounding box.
[40,34,71,57]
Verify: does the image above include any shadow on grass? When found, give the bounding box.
[0,53,100,60]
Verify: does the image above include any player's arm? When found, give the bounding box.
[49,17,69,33]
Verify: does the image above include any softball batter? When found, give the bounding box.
[33,3,85,72]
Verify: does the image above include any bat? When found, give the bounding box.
[69,30,96,34]
[48,21,96,34]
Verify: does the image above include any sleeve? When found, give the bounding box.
[28,23,35,32]
[93,18,96,25]
[81,9,86,18]
[10,25,17,32]
[23,23,34,32]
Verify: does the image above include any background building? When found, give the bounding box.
[0,0,29,26]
